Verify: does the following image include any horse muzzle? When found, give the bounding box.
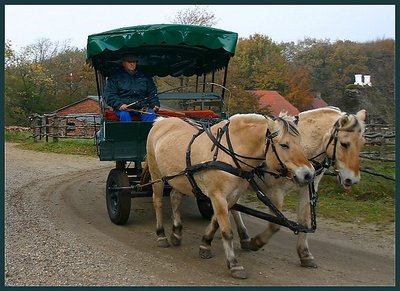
[293,167,315,185]
[337,170,360,189]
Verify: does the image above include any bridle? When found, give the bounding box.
[309,118,342,175]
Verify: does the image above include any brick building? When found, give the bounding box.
[51,96,101,138]
[54,96,101,116]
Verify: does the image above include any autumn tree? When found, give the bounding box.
[230,34,288,92]
[169,5,218,26]
[5,38,96,125]
[284,66,314,110]
[282,37,395,123]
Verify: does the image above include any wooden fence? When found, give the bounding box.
[30,113,100,142]
[362,123,395,162]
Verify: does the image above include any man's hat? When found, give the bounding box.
[122,54,139,62]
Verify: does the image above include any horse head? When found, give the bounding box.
[324,109,366,189]
[264,114,315,185]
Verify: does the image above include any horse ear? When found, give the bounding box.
[338,115,349,128]
[265,116,278,132]
[356,109,366,122]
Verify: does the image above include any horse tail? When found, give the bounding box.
[140,155,151,185]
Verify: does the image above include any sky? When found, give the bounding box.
[4,4,396,51]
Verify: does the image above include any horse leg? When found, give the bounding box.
[210,195,247,279]
[199,214,219,259]
[170,189,183,246]
[152,181,170,248]
[248,192,284,251]
[231,210,251,250]
[297,187,317,268]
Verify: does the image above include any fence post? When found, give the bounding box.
[45,115,49,142]
[53,115,60,143]
[31,114,40,143]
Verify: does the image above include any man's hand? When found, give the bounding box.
[119,104,129,111]
[153,106,160,112]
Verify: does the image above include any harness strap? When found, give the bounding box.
[184,121,260,199]
[185,128,205,197]
[177,161,255,200]
[211,125,228,161]
[245,178,317,234]
[186,161,254,180]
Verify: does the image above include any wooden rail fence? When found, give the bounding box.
[30,113,100,142]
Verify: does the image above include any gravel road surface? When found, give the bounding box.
[4,143,395,286]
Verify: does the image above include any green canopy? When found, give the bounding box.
[86,24,238,77]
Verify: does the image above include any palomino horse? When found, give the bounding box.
[232,107,366,268]
[145,114,315,279]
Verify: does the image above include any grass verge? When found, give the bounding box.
[5,131,97,156]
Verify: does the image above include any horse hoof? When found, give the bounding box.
[230,266,247,279]
[249,239,262,251]
[240,239,251,250]
[157,237,170,248]
[199,246,213,259]
[300,259,318,268]
[170,234,181,246]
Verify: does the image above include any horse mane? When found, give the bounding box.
[229,113,266,123]
[230,113,299,138]
[276,111,300,137]
[299,107,341,118]
[298,107,365,133]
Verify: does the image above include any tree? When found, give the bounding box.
[231,34,288,92]
[5,39,97,125]
[284,66,314,110]
[170,5,218,26]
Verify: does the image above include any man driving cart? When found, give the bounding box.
[103,53,160,122]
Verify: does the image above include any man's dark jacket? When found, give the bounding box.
[103,69,160,110]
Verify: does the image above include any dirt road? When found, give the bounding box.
[4,143,395,286]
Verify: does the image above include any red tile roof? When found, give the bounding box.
[252,90,300,116]
[311,97,328,109]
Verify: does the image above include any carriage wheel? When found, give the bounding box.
[106,169,131,225]
[196,197,214,220]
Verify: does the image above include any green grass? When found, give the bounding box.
[5,131,98,156]
[5,130,396,232]
[244,165,395,233]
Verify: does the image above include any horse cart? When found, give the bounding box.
[87,23,320,235]
[86,24,238,224]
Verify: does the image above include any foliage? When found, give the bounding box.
[231,34,288,92]
[5,39,97,126]
[169,5,218,26]
[283,66,314,110]
[281,38,395,123]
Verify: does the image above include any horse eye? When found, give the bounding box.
[280,143,289,149]
[340,142,349,149]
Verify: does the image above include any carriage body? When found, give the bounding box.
[87,24,238,224]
